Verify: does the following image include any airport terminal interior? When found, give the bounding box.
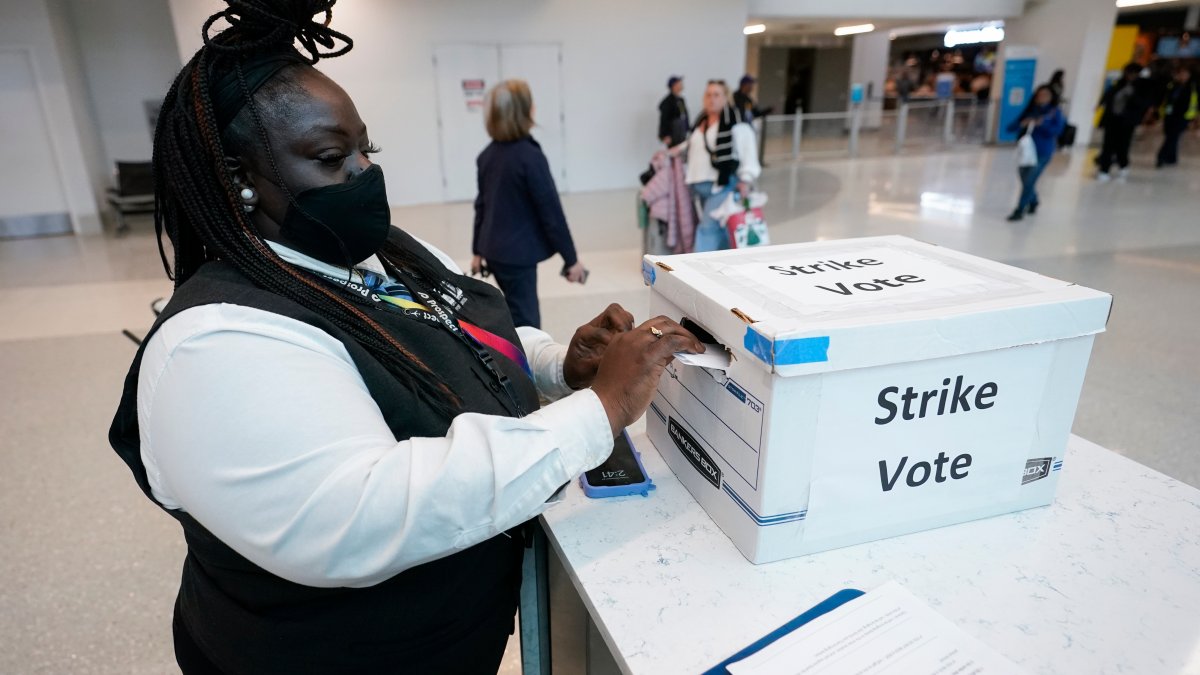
[1,0,1198,673]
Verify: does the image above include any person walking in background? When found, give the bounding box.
[473,79,585,329]
[1007,85,1065,222]
[1048,69,1066,106]
[895,68,916,103]
[733,75,773,122]
[1156,64,1197,168]
[658,76,690,146]
[1096,63,1154,182]
[677,80,761,251]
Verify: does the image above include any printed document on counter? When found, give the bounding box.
[727,581,1025,675]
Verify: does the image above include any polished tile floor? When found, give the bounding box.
[1,134,1197,673]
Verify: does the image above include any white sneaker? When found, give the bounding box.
[1096,172,1111,182]
[1117,168,1130,182]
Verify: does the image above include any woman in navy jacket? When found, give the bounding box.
[1006,85,1065,222]
[472,80,586,328]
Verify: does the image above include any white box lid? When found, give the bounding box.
[643,236,1112,376]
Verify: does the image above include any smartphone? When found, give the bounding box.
[580,429,655,498]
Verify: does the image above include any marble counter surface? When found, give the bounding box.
[540,434,1200,675]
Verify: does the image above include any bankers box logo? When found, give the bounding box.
[668,417,721,488]
[1022,457,1053,485]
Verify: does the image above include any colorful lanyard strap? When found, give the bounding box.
[375,291,533,378]
[353,270,533,380]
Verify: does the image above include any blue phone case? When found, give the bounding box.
[580,429,655,498]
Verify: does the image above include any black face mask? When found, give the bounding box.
[280,164,391,266]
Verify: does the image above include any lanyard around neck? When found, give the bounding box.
[392,268,531,418]
[378,293,532,376]
[309,266,532,416]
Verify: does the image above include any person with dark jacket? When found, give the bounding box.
[1096,63,1154,181]
[473,79,585,329]
[1006,85,1065,221]
[658,76,690,145]
[1157,65,1198,168]
[1020,69,1065,117]
[1048,69,1066,106]
[733,74,773,122]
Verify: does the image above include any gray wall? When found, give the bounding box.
[44,0,108,222]
[757,46,790,115]
[1,0,102,232]
[168,0,751,204]
[64,0,181,169]
[809,45,853,114]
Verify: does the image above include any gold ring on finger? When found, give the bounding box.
[650,326,664,339]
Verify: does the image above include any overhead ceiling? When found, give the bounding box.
[747,18,998,39]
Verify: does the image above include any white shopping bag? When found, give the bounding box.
[1016,134,1037,167]
[710,192,770,249]
[708,191,768,225]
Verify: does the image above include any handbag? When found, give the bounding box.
[725,199,770,249]
[1016,134,1038,168]
[1058,123,1076,148]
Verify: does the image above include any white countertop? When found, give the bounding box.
[540,434,1200,675]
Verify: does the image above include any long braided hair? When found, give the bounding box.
[153,0,461,418]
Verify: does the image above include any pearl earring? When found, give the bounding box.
[240,187,255,200]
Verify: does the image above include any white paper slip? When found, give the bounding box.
[727,581,1026,675]
[673,344,731,370]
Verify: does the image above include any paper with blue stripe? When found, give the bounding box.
[702,589,865,675]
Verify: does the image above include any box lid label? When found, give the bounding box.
[731,246,1004,313]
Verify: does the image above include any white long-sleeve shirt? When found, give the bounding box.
[137,237,613,588]
[683,120,762,187]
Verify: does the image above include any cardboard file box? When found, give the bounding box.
[643,236,1111,563]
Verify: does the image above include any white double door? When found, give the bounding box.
[0,48,71,237]
[433,43,566,202]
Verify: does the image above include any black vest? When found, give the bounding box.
[109,231,541,673]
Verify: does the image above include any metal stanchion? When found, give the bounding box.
[943,98,956,144]
[757,116,767,167]
[519,524,552,675]
[848,103,862,157]
[895,102,908,154]
[792,109,803,160]
[984,98,998,144]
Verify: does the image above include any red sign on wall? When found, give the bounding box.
[462,79,486,112]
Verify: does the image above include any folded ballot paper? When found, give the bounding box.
[674,344,732,370]
[726,581,1025,675]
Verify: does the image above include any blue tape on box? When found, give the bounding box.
[743,327,830,366]
[642,259,656,286]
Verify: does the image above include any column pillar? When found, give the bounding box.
[849,30,890,129]
[996,0,1119,147]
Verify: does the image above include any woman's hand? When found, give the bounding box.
[591,317,704,436]
[736,182,752,200]
[470,255,485,277]
[563,304,635,389]
[564,261,587,284]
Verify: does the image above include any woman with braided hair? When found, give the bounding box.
[108,1,702,672]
